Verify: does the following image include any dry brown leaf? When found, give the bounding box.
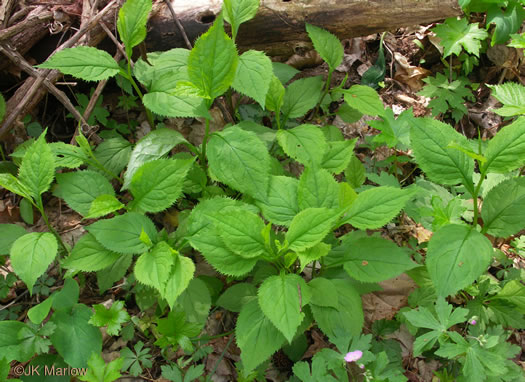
[394,52,431,92]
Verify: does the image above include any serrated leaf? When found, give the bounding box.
[236,299,286,372]
[483,116,525,173]
[123,128,189,189]
[178,278,211,325]
[216,283,257,313]
[134,48,190,88]
[322,139,356,174]
[37,47,120,81]
[134,241,174,294]
[492,280,525,313]
[256,175,299,226]
[0,321,33,362]
[286,208,338,252]
[86,194,125,219]
[143,91,210,119]
[297,242,331,272]
[50,304,102,368]
[93,136,132,177]
[129,158,193,213]
[305,24,343,70]
[54,170,115,216]
[410,118,474,190]
[298,167,339,210]
[265,75,285,113]
[232,50,272,108]
[481,177,525,237]
[427,225,493,297]
[86,212,157,254]
[207,126,270,198]
[340,187,411,229]
[10,232,57,294]
[49,142,86,169]
[117,0,152,57]
[272,62,299,84]
[89,300,130,336]
[164,255,195,309]
[97,254,132,293]
[18,132,55,200]
[188,15,238,99]
[342,237,416,282]
[62,233,121,272]
[79,353,123,382]
[258,274,309,342]
[488,82,525,116]
[343,85,384,116]
[0,224,27,255]
[277,124,327,167]
[281,76,323,120]
[345,155,365,189]
[0,173,31,199]
[223,0,259,39]
[308,277,339,309]
[432,17,488,57]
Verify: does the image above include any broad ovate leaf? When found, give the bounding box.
[286,208,338,252]
[298,167,339,210]
[488,82,525,117]
[62,233,121,272]
[129,158,193,213]
[0,224,27,255]
[483,116,525,174]
[117,0,152,57]
[85,194,125,219]
[10,232,57,294]
[256,175,299,226]
[426,224,493,297]
[223,0,260,39]
[277,124,327,167]
[232,50,272,108]
[18,132,55,200]
[322,139,357,174]
[188,15,238,99]
[164,255,195,309]
[143,91,210,119]
[281,76,323,120]
[37,46,120,81]
[305,23,343,70]
[344,85,384,116]
[207,126,270,198]
[134,241,174,295]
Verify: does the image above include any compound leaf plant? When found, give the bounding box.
[0,0,524,380]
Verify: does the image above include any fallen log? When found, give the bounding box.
[146,0,462,58]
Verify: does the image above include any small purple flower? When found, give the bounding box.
[344,350,363,362]
[470,319,477,325]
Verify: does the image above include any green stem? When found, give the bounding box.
[192,329,235,343]
[471,170,486,229]
[206,334,235,382]
[312,69,333,119]
[122,67,155,130]
[36,196,70,255]
[200,117,211,168]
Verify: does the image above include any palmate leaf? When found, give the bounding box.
[89,300,130,336]
[188,14,238,100]
[223,0,260,40]
[117,0,152,57]
[232,50,273,108]
[432,17,488,57]
[426,225,493,297]
[37,47,120,81]
[305,24,343,71]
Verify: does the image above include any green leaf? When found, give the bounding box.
[265,75,285,113]
[134,241,174,294]
[134,48,189,88]
[277,124,327,167]
[49,141,87,169]
[86,212,157,254]
[258,273,309,343]
[0,321,32,362]
[256,175,299,227]
[297,242,331,272]
[54,170,115,216]
[340,187,411,230]
[272,62,299,84]
[117,0,152,57]
[97,254,132,293]
[78,352,123,382]
[223,0,259,39]
[426,225,493,297]
[0,173,31,199]
[50,304,102,368]
[492,280,525,313]
[207,126,270,198]
[216,283,256,313]
[236,299,286,372]
[298,167,339,210]
[123,128,189,189]
[410,118,474,190]
[18,132,55,200]
[177,278,211,325]
[483,116,525,173]
[85,194,125,219]
[93,136,132,177]
[286,208,338,252]
[10,232,57,294]
[322,139,357,174]
[143,90,210,119]
[89,300,130,336]
[210,208,266,258]
[164,255,195,309]
[342,237,416,282]
[488,82,525,116]
[481,177,525,237]
[308,277,339,309]
[281,76,323,120]
[129,158,193,213]
[343,85,384,116]
[28,296,54,325]
[232,50,272,108]
[37,47,120,81]
[432,17,488,57]
[0,224,26,255]
[62,233,121,272]
[305,24,343,70]
[52,278,80,312]
[188,14,238,99]
[310,279,363,342]
[486,3,525,46]
[345,155,365,189]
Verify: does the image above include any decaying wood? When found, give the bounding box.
[147,0,462,58]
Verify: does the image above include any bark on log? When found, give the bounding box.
[147,0,462,58]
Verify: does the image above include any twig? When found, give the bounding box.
[0,10,53,42]
[7,6,37,27]
[99,21,127,59]
[79,0,93,45]
[0,290,29,312]
[0,0,120,140]
[0,45,90,129]
[163,0,192,49]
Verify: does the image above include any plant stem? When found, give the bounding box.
[123,66,156,130]
[206,334,235,382]
[192,329,235,343]
[36,196,70,255]
[312,69,333,119]
[471,170,486,229]
[200,117,211,167]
